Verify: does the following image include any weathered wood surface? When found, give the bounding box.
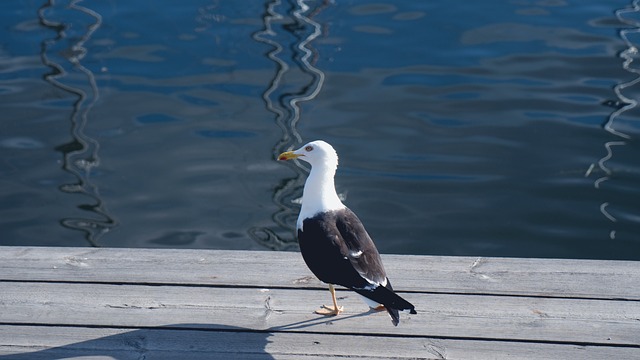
[1,246,638,299]
[0,246,638,359]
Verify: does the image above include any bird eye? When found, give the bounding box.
[305,145,313,152]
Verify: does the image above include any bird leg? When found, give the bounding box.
[315,284,344,316]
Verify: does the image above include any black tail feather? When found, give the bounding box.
[355,281,416,326]
[387,307,400,326]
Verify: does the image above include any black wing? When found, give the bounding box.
[334,207,388,287]
[298,210,374,290]
[298,209,417,326]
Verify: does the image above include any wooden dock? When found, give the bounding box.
[0,246,638,359]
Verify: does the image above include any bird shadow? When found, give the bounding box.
[0,323,275,360]
[271,308,385,331]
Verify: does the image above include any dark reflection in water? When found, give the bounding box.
[39,0,116,246]
[249,0,331,250]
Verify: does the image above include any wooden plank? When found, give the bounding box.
[0,325,638,360]
[1,282,638,346]
[0,246,638,300]
[0,246,639,360]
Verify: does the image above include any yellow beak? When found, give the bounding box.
[278,151,302,161]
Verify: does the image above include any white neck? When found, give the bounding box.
[297,162,345,230]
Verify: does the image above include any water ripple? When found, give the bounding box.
[39,0,116,246]
[249,0,330,250]
[587,0,640,239]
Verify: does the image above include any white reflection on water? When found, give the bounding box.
[249,0,330,250]
[587,0,640,239]
[253,0,295,144]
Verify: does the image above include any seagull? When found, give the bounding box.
[278,140,417,326]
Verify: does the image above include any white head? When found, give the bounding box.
[278,140,339,171]
[278,140,345,229]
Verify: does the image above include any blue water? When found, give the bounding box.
[1,0,639,260]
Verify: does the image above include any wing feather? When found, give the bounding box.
[334,208,387,287]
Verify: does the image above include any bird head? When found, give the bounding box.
[277,140,339,170]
